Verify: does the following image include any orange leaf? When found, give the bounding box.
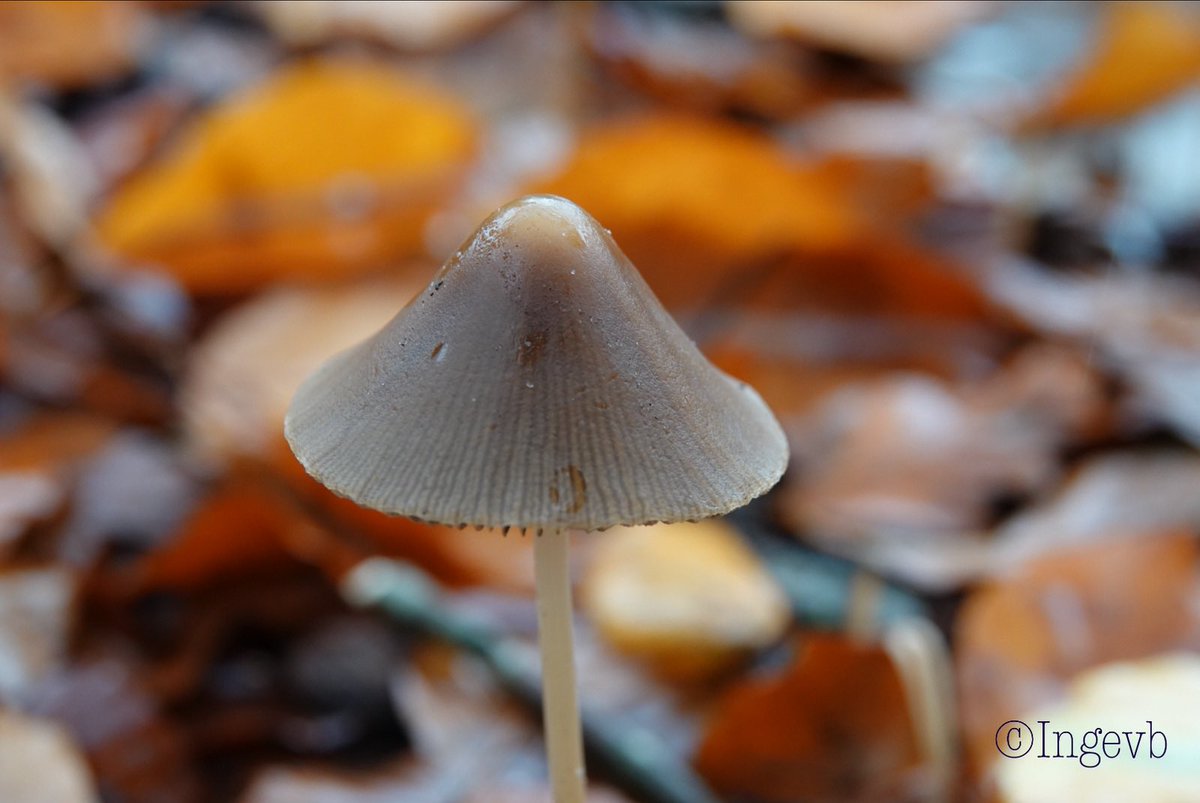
[94,60,477,293]
[137,485,302,591]
[1024,3,1200,130]
[535,115,862,312]
[694,635,921,802]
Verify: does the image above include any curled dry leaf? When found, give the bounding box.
[995,654,1200,802]
[956,531,1200,773]
[727,1,990,63]
[0,710,98,803]
[94,60,478,294]
[1022,2,1200,130]
[694,634,923,803]
[582,520,789,680]
[0,0,138,88]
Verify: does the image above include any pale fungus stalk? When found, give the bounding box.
[535,529,586,803]
[284,195,789,801]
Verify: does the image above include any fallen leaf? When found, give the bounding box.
[94,59,478,293]
[0,413,115,553]
[694,634,923,802]
[136,485,308,592]
[778,345,1107,584]
[584,2,817,120]
[535,115,861,312]
[1023,2,1200,130]
[582,520,789,680]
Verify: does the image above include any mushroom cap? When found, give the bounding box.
[284,195,788,530]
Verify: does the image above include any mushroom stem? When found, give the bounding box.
[535,528,587,803]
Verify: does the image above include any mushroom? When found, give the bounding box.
[284,194,788,801]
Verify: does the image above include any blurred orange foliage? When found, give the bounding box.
[94,60,477,293]
[1025,2,1200,129]
[538,115,989,322]
[694,635,921,802]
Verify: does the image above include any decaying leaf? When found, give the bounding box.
[582,520,789,680]
[0,709,98,803]
[694,634,923,802]
[957,531,1200,772]
[1023,2,1200,130]
[94,60,478,293]
[727,1,990,63]
[987,263,1200,448]
[136,485,313,592]
[777,344,1107,588]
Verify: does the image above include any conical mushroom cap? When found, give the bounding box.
[284,195,788,530]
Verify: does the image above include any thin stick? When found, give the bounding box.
[535,528,587,803]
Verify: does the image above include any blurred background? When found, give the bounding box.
[1,1,1200,801]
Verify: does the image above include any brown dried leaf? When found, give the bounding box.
[94,60,478,293]
[136,485,306,592]
[778,345,1107,587]
[694,634,923,803]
